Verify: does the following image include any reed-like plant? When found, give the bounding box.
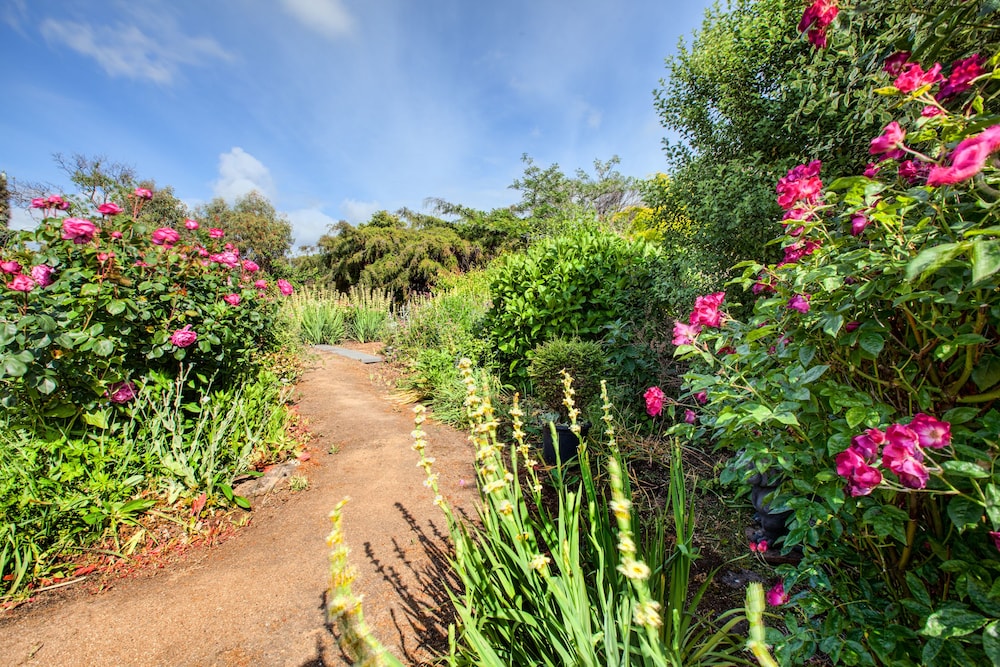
[412,359,749,666]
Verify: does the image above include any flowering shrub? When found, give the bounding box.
[0,188,294,424]
[672,6,1000,663]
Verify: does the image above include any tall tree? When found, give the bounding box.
[196,191,292,273]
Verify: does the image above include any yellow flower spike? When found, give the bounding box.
[423,473,439,488]
[482,479,506,494]
[617,535,637,554]
[617,558,651,581]
[609,498,632,520]
[529,554,551,572]
[497,499,514,515]
[633,600,663,629]
[433,494,445,508]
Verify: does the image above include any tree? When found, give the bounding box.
[0,172,9,247]
[196,191,292,273]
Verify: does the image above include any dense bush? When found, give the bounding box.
[486,223,666,384]
[527,338,606,419]
[673,4,1000,663]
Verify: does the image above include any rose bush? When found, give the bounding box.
[0,187,294,425]
[671,3,1000,663]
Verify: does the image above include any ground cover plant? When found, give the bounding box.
[670,2,1000,663]
[0,188,300,596]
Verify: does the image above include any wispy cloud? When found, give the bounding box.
[285,207,339,248]
[280,0,355,39]
[39,16,231,85]
[341,199,381,224]
[213,148,276,202]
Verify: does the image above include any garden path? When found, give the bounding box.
[0,348,478,666]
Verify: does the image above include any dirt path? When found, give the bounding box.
[0,350,478,666]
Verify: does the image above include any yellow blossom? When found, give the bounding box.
[529,554,551,571]
[617,558,651,581]
[609,499,632,520]
[633,600,663,628]
[497,499,514,515]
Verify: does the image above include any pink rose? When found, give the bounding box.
[787,294,811,313]
[850,213,870,236]
[7,274,35,292]
[766,581,789,606]
[209,228,225,239]
[689,291,726,328]
[134,187,153,199]
[927,125,1000,187]
[644,386,665,417]
[798,0,838,49]
[990,532,1000,553]
[882,424,928,489]
[908,413,951,449]
[938,54,984,101]
[184,218,200,230]
[111,231,123,239]
[845,320,860,332]
[672,321,702,346]
[61,218,98,244]
[894,62,943,94]
[0,260,21,274]
[107,381,137,404]
[209,251,240,268]
[863,163,881,178]
[170,325,198,348]
[31,265,54,287]
[223,293,241,306]
[883,52,911,77]
[683,409,697,424]
[30,197,47,209]
[851,428,885,462]
[98,202,123,216]
[277,279,294,296]
[870,122,906,155]
[921,105,945,118]
[151,227,180,246]
[694,391,708,405]
[776,161,824,210]
[254,279,268,290]
[242,260,259,273]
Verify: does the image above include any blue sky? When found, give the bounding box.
[1,0,713,249]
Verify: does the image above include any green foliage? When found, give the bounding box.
[196,191,292,273]
[413,369,747,666]
[486,224,664,381]
[673,5,1000,662]
[527,338,606,418]
[317,210,487,299]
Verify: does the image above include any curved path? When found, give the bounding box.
[0,350,478,666]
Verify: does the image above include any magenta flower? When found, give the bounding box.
[938,54,983,101]
[209,251,240,269]
[30,197,47,209]
[254,279,268,290]
[882,424,929,489]
[151,227,180,246]
[894,62,943,93]
[107,381,137,404]
[883,52,911,77]
[749,540,768,553]
[50,195,71,210]
[898,160,929,184]
[277,279,294,296]
[752,280,775,295]
[869,121,906,155]
[683,409,697,424]
[242,260,260,273]
[908,414,951,449]
[170,325,198,348]
[798,0,838,49]
[927,125,1000,187]
[7,274,35,292]
[835,446,883,496]
[766,582,789,606]
[134,187,153,199]
[30,264,54,287]
[776,161,823,210]
[787,294,811,313]
[694,391,708,405]
[990,532,1000,553]
[851,428,885,462]
[644,386,665,417]
[209,228,225,239]
[184,218,200,230]
[61,218,98,244]
[223,293,241,306]
[111,231,123,239]
[0,260,21,274]
[863,163,881,179]
[778,239,821,267]
[922,105,945,118]
[689,291,726,328]
[850,213,870,236]
[98,202,123,216]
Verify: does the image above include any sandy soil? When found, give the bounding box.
[0,349,478,666]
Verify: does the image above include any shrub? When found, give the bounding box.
[527,338,606,419]
[673,6,1000,663]
[486,223,664,381]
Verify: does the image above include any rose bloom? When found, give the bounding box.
[869,121,906,155]
[98,202,123,216]
[938,54,984,101]
[694,391,708,404]
[107,381,137,404]
[7,274,35,292]
[61,218,98,244]
[927,125,1000,187]
[908,413,951,449]
[894,62,943,93]
[689,291,726,328]
[863,163,881,178]
[242,260,259,273]
[184,218,200,230]
[644,386,665,417]
[787,294,811,313]
[254,279,268,290]
[883,51,911,76]
[277,279,294,296]
[30,197,48,209]
[672,320,702,346]
[170,325,198,348]
[882,424,929,489]
[922,105,945,118]
[31,264,54,286]
[766,581,789,606]
[683,409,697,424]
[0,260,21,274]
[223,293,241,306]
[111,231,123,239]
[209,228,225,239]
[851,213,870,236]
[209,251,240,268]
[134,187,153,199]
[151,227,180,246]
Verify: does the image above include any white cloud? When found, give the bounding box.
[341,199,381,224]
[285,206,338,249]
[213,148,276,202]
[280,0,355,39]
[8,206,37,232]
[39,18,231,85]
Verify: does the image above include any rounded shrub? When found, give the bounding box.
[527,338,606,419]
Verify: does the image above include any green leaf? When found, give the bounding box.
[3,357,27,377]
[986,484,1000,529]
[93,339,115,357]
[921,605,987,638]
[982,621,1000,667]
[80,283,101,297]
[800,365,829,384]
[905,242,963,282]
[821,314,844,337]
[106,300,127,315]
[220,484,235,502]
[743,404,773,423]
[973,356,1000,392]
[942,407,983,425]
[234,495,251,510]
[941,460,990,479]
[906,572,933,608]
[844,406,878,429]
[971,238,1000,283]
[82,410,110,429]
[952,333,989,346]
[947,496,984,531]
[858,332,885,357]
